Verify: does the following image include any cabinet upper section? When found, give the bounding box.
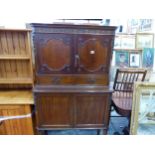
[29,23,117,75]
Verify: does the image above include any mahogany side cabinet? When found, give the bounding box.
[29,23,116,134]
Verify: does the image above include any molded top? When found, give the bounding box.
[29,23,117,31]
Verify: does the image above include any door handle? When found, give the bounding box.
[75,54,79,67]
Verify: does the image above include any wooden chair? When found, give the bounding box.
[111,68,147,134]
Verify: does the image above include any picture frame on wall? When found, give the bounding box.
[130,82,155,135]
[142,48,154,68]
[115,50,129,67]
[114,35,122,49]
[136,33,154,49]
[114,49,142,68]
[121,34,136,49]
[114,34,136,49]
[129,53,140,67]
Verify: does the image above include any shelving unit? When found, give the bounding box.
[0,29,34,135]
[0,29,33,88]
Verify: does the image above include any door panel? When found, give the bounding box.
[76,35,112,73]
[35,94,73,128]
[35,34,73,74]
[74,94,109,128]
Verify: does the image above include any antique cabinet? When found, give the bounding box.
[30,23,116,134]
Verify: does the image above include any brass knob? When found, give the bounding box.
[90,50,95,54]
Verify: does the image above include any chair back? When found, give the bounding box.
[113,68,147,93]
[112,68,147,116]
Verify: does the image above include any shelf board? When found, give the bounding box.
[0,28,31,32]
[0,90,33,105]
[0,55,30,60]
[0,78,33,84]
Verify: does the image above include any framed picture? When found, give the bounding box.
[121,34,136,49]
[136,33,154,49]
[129,53,140,67]
[115,50,129,67]
[114,34,136,49]
[115,49,142,68]
[130,82,155,135]
[114,35,122,49]
[142,48,154,68]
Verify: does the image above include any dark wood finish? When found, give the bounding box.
[34,85,113,93]
[76,35,112,73]
[30,23,116,134]
[36,74,109,85]
[74,94,109,128]
[34,33,73,74]
[30,23,116,84]
[34,85,112,133]
[36,93,73,129]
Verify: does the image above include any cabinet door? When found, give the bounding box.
[76,35,113,73]
[34,34,74,74]
[0,105,34,135]
[74,94,110,128]
[35,93,73,129]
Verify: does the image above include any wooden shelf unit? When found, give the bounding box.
[0,29,33,87]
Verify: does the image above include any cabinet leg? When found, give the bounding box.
[103,129,107,135]
[97,129,107,135]
[37,130,48,135]
[97,129,101,135]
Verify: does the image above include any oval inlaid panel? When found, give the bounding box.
[40,39,71,71]
[78,39,108,72]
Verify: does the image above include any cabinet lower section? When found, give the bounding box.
[34,85,112,134]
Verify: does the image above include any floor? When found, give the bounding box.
[47,110,129,135]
